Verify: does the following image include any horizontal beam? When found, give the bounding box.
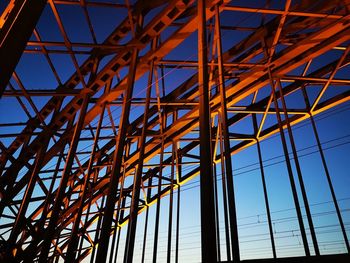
[224,5,347,19]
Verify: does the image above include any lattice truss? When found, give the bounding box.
[0,0,350,262]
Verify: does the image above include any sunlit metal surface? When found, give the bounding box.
[0,0,350,262]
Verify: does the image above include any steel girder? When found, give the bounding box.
[1,0,350,262]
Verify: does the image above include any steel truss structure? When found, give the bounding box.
[0,0,350,262]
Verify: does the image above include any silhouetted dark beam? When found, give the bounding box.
[198,0,218,262]
[0,0,47,98]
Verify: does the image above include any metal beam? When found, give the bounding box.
[198,0,218,262]
[0,0,47,98]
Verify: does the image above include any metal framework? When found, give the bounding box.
[0,0,350,262]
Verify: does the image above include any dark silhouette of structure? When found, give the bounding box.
[0,0,350,262]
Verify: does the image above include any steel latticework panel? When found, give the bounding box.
[0,0,350,262]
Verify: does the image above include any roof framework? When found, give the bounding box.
[0,0,350,262]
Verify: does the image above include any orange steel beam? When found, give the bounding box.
[42,87,350,261]
[0,0,172,166]
[0,0,196,204]
[0,0,336,184]
[2,0,348,227]
[224,5,348,19]
[2,1,350,261]
[16,56,350,260]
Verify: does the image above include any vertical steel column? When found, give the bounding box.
[77,167,98,260]
[96,43,140,262]
[198,0,218,262]
[110,165,127,263]
[213,163,221,261]
[124,52,155,263]
[218,116,232,261]
[152,134,165,263]
[152,48,166,263]
[65,103,107,262]
[141,175,152,263]
[253,114,276,258]
[22,131,64,261]
[113,227,122,263]
[175,131,181,263]
[38,94,90,261]
[212,123,222,261]
[175,183,181,263]
[276,79,319,256]
[113,196,127,263]
[166,142,176,263]
[8,136,49,253]
[166,137,179,262]
[215,4,240,262]
[109,207,119,263]
[90,194,107,263]
[268,70,310,257]
[0,0,47,97]
[301,86,350,253]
